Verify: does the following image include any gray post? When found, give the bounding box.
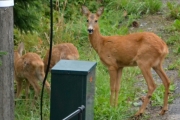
[0,5,14,120]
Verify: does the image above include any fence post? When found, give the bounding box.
[0,1,14,120]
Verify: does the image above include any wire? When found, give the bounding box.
[40,0,53,119]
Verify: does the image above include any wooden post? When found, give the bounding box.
[0,6,14,120]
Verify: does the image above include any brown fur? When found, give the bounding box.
[43,43,79,72]
[82,6,170,117]
[14,43,50,99]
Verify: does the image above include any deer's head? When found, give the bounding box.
[82,6,104,34]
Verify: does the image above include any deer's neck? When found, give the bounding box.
[88,26,103,53]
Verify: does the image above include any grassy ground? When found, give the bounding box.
[14,0,180,120]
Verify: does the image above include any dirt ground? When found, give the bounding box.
[129,0,180,120]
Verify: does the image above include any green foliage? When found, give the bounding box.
[58,0,102,21]
[167,2,180,19]
[166,31,180,56]
[166,31,180,45]
[101,0,162,28]
[15,94,50,120]
[0,51,6,56]
[143,0,162,14]
[151,83,175,106]
[172,19,180,31]
[168,59,180,70]
[14,0,162,33]
[106,0,162,15]
[14,0,48,33]
[0,51,7,66]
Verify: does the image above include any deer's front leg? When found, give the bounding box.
[108,66,121,107]
[114,68,123,106]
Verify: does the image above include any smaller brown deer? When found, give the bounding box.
[43,43,79,72]
[14,43,50,99]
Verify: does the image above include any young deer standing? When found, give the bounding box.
[43,43,79,72]
[82,6,170,117]
[14,43,50,99]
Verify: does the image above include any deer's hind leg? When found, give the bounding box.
[27,76,41,99]
[15,77,23,98]
[153,64,170,115]
[25,81,30,99]
[135,62,156,116]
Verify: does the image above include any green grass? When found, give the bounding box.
[14,0,180,120]
[94,66,141,120]
[167,2,180,19]
[15,98,50,120]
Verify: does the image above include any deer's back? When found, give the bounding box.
[53,43,79,60]
[100,32,168,67]
[43,43,79,71]
[15,52,44,80]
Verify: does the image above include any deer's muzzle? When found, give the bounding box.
[88,28,93,34]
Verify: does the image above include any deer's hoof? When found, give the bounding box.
[130,113,143,120]
[140,96,146,102]
[159,109,167,115]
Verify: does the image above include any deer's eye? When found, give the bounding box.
[87,20,89,22]
[95,20,98,23]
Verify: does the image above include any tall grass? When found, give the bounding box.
[167,2,180,19]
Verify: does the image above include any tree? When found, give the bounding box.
[14,0,48,33]
[0,6,14,120]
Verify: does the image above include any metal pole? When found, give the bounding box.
[62,105,85,120]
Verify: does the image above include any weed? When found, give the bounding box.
[151,83,175,106]
[167,2,180,19]
[143,0,162,14]
[166,31,180,45]
[172,19,180,31]
[168,58,180,71]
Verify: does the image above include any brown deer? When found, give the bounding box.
[14,42,50,99]
[43,43,79,72]
[82,6,170,117]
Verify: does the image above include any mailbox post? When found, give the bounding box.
[50,60,97,120]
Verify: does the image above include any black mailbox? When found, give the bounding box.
[50,60,97,120]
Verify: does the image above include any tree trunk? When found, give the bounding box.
[0,7,14,120]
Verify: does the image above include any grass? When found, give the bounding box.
[94,66,141,120]
[167,2,180,19]
[14,0,180,120]
[15,99,50,120]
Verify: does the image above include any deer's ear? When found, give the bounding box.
[96,7,104,17]
[18,42,24,56]
[82,6,90,17]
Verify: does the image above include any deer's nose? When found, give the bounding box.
[88,28,93,34]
